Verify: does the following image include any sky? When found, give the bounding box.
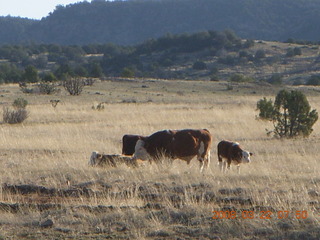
[0,0,93,20]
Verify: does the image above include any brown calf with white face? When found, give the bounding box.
[132,129,212,172]
[217,140,253,173]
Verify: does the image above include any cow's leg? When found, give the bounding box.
[203,150,211,169]
[222,161,227,173]
[237,165,240,174]
[206,151,211,168]
[199,158,205,173]
[218,155,224,172]
[225,158,232,173]
[199,155,210,173]
[197,155,205,173]
[198,141,211,173]
[227,160,231,170]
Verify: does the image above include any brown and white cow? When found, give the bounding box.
[132,129,212,172]
[89,152,135,168]
[217,140,253,173]
[122,134,145,156]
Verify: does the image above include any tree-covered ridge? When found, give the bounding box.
[0,17,37,44]
[1,0,320,45]
[0,30,248,83]
[1,29,320,84]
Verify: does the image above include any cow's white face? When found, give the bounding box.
[133,140,150,161]
[89,151,98,166]
[241,150,251,163]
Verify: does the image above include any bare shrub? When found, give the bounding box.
[19,82,58,95]
[3,97,29,124]
[20,87,34,94]
[13,98,28,109]
[83,78,95,86]
[18,82,27,88]
[38,82,58,94]
[63,77,85,95]
[3,107,28,124]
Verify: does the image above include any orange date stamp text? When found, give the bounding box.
[212,210,308,220]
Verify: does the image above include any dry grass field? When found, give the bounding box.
[0,79,319,239]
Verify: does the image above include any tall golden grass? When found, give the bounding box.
[0,80,319,239]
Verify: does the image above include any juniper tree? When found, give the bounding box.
[257,90,318,138]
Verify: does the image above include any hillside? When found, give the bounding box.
[0,17,36,44]
[1,30,319,85]
[1,0,320,45]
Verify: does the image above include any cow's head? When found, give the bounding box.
[132,139,150,161]
[241,150,253,164]
[89,151,98,166]
[232,143,252,164]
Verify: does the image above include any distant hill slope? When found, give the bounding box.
[1,0,320,45]
[0,17,37,44]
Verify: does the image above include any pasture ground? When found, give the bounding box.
[0,79,319,239]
